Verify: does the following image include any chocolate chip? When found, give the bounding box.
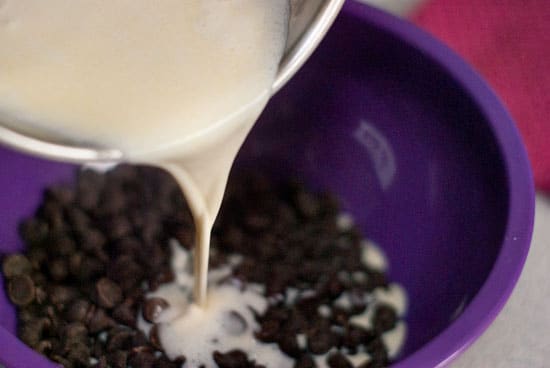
[93,355,108,368]
[142,297,169,323]
[365,272,387,291]
[8,274,35,306]
[366,338,388,364]
[113,298,137,326]
[36,316,54,334]
[44,185,74,207]
[77,256,104,281]
[51,354,74,368]
[331,308,349,327]
[65,341,91,365]
[373,304,397,333]
[342,326,373,349]
[255,319,280,343]
[213,350,250,368]
[2,254,32,278]
[40,201,65,232]
[326,276,344,298]
[244,212,271,231]
[129,350,156,368]
[327,352,353,368]
[81,228,107,252]
[114,237,141,256]
[149,324,162,350]
[108,350,128,368]
[19,322,41,346]
[33,287,47,305]
[294,355,317,368]
[19,218,49,247]
[62,322,88,342]
[34,339,54,355]
[262,305,290,322]
[30,271,47,286]
[108,255,143,292]
[105,216,133,240]
[286,311,309,334]
[18,306,38,323]
[107,328,134,352]
[154,356,179,368]
[296,294,320,315]
[66,207,91,232]
[52,234,76,256]
[140,220,162,244]
[66,299,91,322]
[173,356,187,365]
[49,285,78,306]
[76,174,102,211]
[279,333,302,358]
[131,345,154,354]
[294,191,320,218]
[89,339,102,358]
[132,331,149,348]
[48,257,69,281]
[67,251,83,276]
[358,361,387,368]
[147,269,174,291]
[307,329,334,355]
[95,277,123,309]
[27,247,47,270]
[100,187,128,216]
[223,227,244,250]
[87,307,116,333]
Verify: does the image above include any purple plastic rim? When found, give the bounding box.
[341,1,535,367]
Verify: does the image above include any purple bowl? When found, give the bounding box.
[0,2,534,367]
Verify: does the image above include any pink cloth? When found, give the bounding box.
[413,0,550,192]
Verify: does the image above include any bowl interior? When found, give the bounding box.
[0,4,525,368]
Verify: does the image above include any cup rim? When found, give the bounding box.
[342,2,534,367]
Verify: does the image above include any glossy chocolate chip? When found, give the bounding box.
[327,352,353,368]
[8,275,35,306]
[95,277,123,309]
[2,254,32,278]
[213,350,250,368]
[142,297,169,323]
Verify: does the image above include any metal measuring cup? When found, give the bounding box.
[0,0,345,163]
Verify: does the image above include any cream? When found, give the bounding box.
[0,0,289,305]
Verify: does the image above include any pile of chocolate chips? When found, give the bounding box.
[1,165,400,368]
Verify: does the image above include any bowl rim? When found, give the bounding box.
[343,1,535,367]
